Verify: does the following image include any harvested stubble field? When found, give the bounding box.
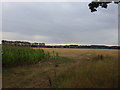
[3,48,119,88]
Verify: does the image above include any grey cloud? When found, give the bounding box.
[2,2,118,45]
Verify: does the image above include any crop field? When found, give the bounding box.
[2,47,119,88]
[2,46,59,66]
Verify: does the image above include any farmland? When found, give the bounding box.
[2,45,58,66]
[2,47,119,88]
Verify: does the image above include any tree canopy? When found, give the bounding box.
[88,1,120,12]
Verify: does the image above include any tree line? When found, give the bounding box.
[2,40,119,49]
[2,40,45,47]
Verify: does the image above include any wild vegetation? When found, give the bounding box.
[2,48,119,88]
[2,45,58,66]
[53,54,118,88]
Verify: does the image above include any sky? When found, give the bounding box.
[1,2,118,45]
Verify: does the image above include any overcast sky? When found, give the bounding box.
[2,2,118,45]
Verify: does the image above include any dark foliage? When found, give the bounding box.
[88,1,120,12]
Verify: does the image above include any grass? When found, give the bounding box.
[53,56,118,88]
[2,54,73,88]
[2,45,58,66]
[2,48,119,88]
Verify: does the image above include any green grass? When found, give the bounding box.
[2,45,58,66]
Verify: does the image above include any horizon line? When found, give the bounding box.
[46,43,119,46]
[1,40,118,46]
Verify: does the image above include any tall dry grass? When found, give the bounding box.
[53,53,118,88]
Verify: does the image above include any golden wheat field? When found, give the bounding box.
[3,48,119,88]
